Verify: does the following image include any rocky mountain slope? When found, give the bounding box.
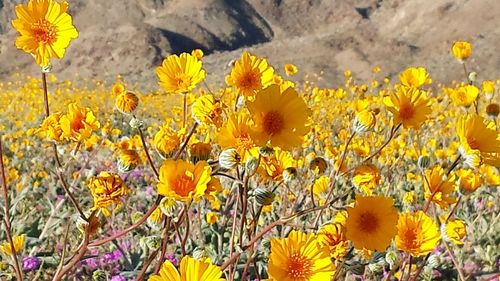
[0,0,499,89]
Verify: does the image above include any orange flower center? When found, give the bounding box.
[172,174,195,197]
[236,132,254,151]
[399,104,415,120]
[31,19,57,44]
[262,111,284,135]
[467,137,480,150]
[174,73,192,90]
[403,228,419,249]
[237,70,261,91]
[358,211,379,233]
[286,252,312,279]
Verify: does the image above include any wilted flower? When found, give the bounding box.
[317,223,350,260]
[353,109,376,133]
[352,164,382,195]
[153,124,180,159]
[59,103,100,142]
[115,91,139,114]
[87,172,130,216]
[443,219,467,246]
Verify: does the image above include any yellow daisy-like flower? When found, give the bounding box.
[217,112,255,158]
[284,63,298,76]
[259,147,295,182]
[111,82,125,95]
[115,91,139,114]
[191,48,204,60]
[456,169,482,194]
[11,0,78,67]
[310,175,330,197]
[317,223,350,260]
[59,103,100,142]
[352,109,376,133]
[117,149,141,173]
[457,114,500,168]
[157,159,212,202]
[268,230,335,281]
[149,255,225,281]
[156,53,206,94]
[87,172,130,217]
[449,85,479,107]
[248,84,311,150]
[480,165,500,186]
[0,234,26,256]
[395,211,440,257]
[38,111,63,141]
[482,80,495,94]
[451,41,472,62]
[352,164,382,195]
[424,166,457,210]
[384,87,431,129]
[345,195,398,251]
[192,95,225,127]
[153,124,180,159]
[399,67,431,88]
[443,219,467,246]
[226,51,274,99]
[206,212,218,225]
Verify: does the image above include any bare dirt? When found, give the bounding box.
[1,0,499,90]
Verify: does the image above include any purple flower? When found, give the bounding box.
[110,275,126,281]
[165,253,178,267]
[112,249,123,261]
[22,256,40,272]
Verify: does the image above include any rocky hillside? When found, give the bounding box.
[0,0,499,89]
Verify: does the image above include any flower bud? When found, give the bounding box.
[353,109,376,133]
[368,262,384,273]
[282,167,298,183]
[259,144,275,158]
[245,156,259,175]
[192,246,216,261]
[92,269,106,281]
[254,187,275,205]
[468,71,477,82]
[41,64,52,73]
[140,236,161,251]
[486,103,499,118]
[418,155,431,170]
[428,254,441,269]
[385,250,398,269]
[218,148,241,170]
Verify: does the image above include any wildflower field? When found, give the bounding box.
[1,1,500,280]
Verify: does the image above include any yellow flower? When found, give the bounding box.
[191,48,204,60]
[268,230,335,281]
[444,219,467,246]
[384,87,431,129]
[284,63,298,76]
[189,142,212,163]
[217,112,255,158]
[399,67,430,88]
[456,169,482,194]
[0,234,25,256]
[310,176,330,197]
[352,109,376,133]
[248,84,310,150]
[317,223,350,260]
[148,255,225,281]
[115,91,139,114]
[424,166,457,210]
[345,195,398,251]
[156,53,205,94]
[482,80,495,94]
[451,41,472,62]
[352,164,382,195]
[449,85,479,107]
[153,125,180,159]
[457,114,500,168]
[117,149,141,173]
[259,147,295,181]
[59,103,100,142]
[111,82,125,95]
[11,0,78,67]
[206,212,218,225]
[395,211,440,257]
[38,112,63,141]
[226,51,274,99]
[480,165,500,186]
[87,172,130,217]
[157,159,211,202]
[147,207,165,228]
[192,95,225,127]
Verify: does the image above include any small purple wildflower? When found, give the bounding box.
[22,256,40,272]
